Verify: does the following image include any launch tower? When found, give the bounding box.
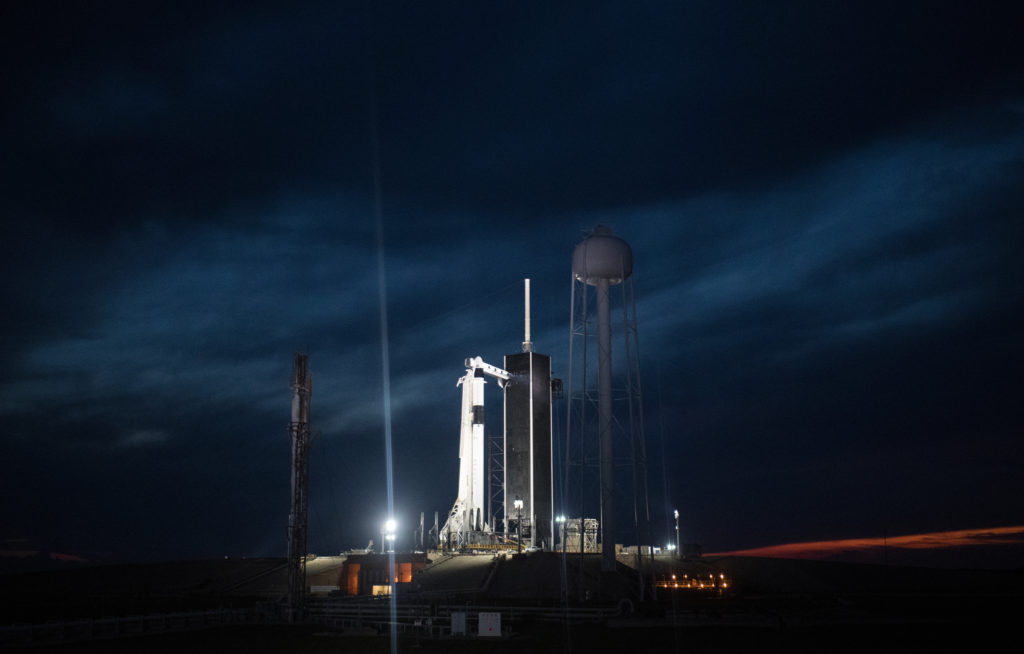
[504,281,554,549]
[440,280,555,551]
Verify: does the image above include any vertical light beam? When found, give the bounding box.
[366,7,397,648]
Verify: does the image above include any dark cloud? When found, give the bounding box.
[1,1,1022,561]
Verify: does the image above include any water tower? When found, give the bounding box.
[565,226,649,574]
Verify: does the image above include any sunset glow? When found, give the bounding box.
[708,525,1024,560]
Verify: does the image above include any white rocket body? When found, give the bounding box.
[441,356,510,545]
[455,370,486,532]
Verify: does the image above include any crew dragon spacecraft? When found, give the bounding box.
[439,280,554,550]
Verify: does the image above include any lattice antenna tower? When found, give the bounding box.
[286,353,312,623]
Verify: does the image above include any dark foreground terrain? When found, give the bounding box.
[12,618,1013,654]
[3,554,1020,652]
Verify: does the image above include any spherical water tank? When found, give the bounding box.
[572,225,633,285]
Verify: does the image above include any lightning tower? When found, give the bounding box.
[286,353,312,622]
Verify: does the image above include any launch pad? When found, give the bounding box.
[439,280,557,552]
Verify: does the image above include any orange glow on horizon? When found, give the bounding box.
[707,525,1024,560]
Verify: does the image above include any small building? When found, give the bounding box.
[304,555,348,595]
[340,553,428,596]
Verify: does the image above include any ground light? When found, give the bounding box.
[514,498,524,554]
[674,509,680,558]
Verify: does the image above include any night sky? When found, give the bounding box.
[2,1,1023,565]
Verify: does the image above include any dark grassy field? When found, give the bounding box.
[14,619,1003,654]
[4,555,1020,652]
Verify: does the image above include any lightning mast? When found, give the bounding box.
[286,353,312,622]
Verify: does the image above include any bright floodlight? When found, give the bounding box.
[514,498,524,510]
[384,519,396,533]
[673,509,679,520]
[556,515,566,522]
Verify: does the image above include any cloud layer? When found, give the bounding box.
[2,1,1022,561]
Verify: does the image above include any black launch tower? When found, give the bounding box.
[503,349,553,549]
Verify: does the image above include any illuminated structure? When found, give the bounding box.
[440,356,508,549]
[503,279,554,549]
[340,552,428,596]
[440,280,555,550]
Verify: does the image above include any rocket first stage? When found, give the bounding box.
[439,356,508,548]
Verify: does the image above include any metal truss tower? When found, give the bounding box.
[488,429,504,531]
[286,353,312,623]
